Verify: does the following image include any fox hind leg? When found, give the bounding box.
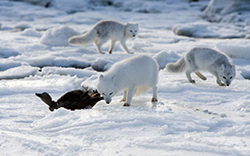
[151,86,158,102]
[120,89,128,102]
[94,39,106,54]
[195,71,207,81]
[109,40,116,54]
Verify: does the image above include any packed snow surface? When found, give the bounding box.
[0,0,250,156]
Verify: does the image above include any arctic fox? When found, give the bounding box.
[166,47,236,86]
[97,55,159,106]
[68,20,139,54]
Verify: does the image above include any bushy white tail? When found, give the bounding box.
[166,57,187,73]
[68,29,97,45]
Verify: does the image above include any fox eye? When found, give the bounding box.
[102,93,106,96]
[109,92,113,95]
[230,76,233,79]
[223,76,226,79]
[135,30,137,32]
[130,30,132,32]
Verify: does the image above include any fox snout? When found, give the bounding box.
[105,99,111,104]
[133,35,136,37]
[103,96,112,104]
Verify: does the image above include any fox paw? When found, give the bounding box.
[151,98,158,102]
[127,52,134,54]
[189,80,196,83]
[123,103,130,107]
[98,51,105,54]
[218,83,226,86]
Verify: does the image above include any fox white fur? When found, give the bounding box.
[68,20,139,54]
[97,55,159,106]
[166,47,236,86]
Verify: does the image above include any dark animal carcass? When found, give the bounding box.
[35,89,103,111]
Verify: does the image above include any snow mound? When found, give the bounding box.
[0,65,38,79]
[52,0,89,13]
[216,39,250,59]
[202,0,250,23]
[173,21,245,38]
[0,60,22,71]
[153,50,179,70]
[14,23,31,31]
[15,0,51,7]
[20,28,42,37]
[0,47,20,58]
[27,55,91,68]
[40,66,95,78]
[91,59,113,72]
[40,26,80,46]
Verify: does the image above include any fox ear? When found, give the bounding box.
[220,64,225,71]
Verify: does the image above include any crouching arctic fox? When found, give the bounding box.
[97,55,159,106]
[166,47,236,86]
[68,20,139,54]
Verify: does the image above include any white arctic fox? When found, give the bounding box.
[97,55,159,106]
[166,47,236,86]
[68,20,139,54]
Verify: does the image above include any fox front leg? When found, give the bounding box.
[120,40,133,54]
[186,70,195,83]
[216,78,226,86]
[213,72,226,86]
[123,87,135,106]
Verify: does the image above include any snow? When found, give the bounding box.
[172,21,246,38]
[174,0,250,38]
[216,39,250,59]
[1,0,250,155]
[40,26,80,46]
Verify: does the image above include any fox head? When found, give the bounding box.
[219,64,236,86]
[125,23,139,38]
[97,74,118,104]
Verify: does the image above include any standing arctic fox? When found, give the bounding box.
[97,55,159,106]
[68,20,139,54]
[166,47,236,86]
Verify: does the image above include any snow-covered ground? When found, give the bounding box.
[0,0,250,155]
